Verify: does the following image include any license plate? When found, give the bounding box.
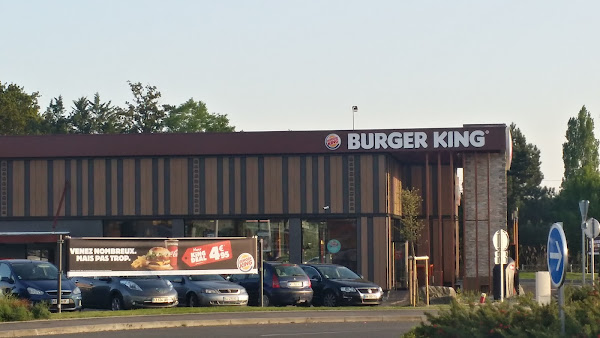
[51,299,72,304]
[152,297,170,303]
[223,296,238,301]
[363,294,379,299]
[287,282,302,287]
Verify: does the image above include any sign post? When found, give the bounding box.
[493,229,509,302]
[580,200,589,284]
[547,222,568,336]
[585,218,600,282]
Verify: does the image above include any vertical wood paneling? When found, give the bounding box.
[234,158,241,215]
[288,157,301,214]
[81,160,88,216]
[360,155,373,213]
[264,157,282,214]
[140,159,152,215]
[305,157,313,214]
[52,160,66,217]
[12,161,24,217]
[157,159,165,215]
[93,159,106,215]
[121,159,133,215]
[30,160,48,217]
[205,158,218,215]
[318,156,325,214]
[246,157,258,214]
[69,160,77,216]
[378,155,386,214]
[373,217,388,288]
[170,158,188,215]
[111,160,118,216]
[222,157,229,215]
[330,156,342,214]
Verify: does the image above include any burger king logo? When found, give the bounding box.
[325,133,341,150]
[237,253,255,272]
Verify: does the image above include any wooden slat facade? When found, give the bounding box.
[3,154,410,219]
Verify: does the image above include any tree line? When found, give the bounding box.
[509,105,600,268]
[0,80,235,135]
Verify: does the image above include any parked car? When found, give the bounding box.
[163,274,248,307]
[229,262,313,306]
[0,259,82,311]
[73,275,178,310]
[300,263,383,306]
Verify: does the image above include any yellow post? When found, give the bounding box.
[424,258,428,304]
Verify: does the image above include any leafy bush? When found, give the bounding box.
[0,296,51,321]
[404,284,600,337]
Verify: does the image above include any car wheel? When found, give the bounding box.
[111,294,124,311]
[188,293,200,307]
[262,294,271,307]
[323,291,338,307]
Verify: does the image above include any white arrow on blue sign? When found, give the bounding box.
[547,222,568,288]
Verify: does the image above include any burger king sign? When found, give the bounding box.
[325,133,341,150]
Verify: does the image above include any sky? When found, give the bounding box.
[2,1,600,191]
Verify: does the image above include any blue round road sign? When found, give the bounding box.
[547,222,568,288]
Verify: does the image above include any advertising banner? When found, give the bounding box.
[66,237,257,277]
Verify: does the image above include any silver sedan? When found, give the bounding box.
[165,275,249,307]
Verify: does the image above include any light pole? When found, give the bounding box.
[580,200,590,284]
[352,106,358,130]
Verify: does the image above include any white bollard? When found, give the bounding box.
[535,271,551,305]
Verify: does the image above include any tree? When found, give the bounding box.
[0,81,42,135]
[164,98,235,133]
[89,93,123,134]
[124,82,166,133]
[40,96,70,134]
[507,123,545,218]
[562,105,600,184]
[70,97,93,134]
[398,187,424,257]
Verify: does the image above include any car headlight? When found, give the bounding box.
[72,287,81,295]
[340,287,357,293]
[202,288,218,294]
[240,288,248,294]
[27,287,44,295]
[120,280,142,291]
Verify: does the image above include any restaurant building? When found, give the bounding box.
[0,124,511,291]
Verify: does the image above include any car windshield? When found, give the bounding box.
[188,275,226,282]
[12,262,61,280]
[316,266,361,280]
[273,265,305,277]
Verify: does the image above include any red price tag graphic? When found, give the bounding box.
[182,240,232,267]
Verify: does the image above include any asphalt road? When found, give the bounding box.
[28,321,418,338]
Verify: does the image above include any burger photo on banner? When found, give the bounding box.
[131,247,174,270]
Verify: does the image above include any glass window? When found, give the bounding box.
[301,266,321,280]
[302,219,357,272]
[0,263,11,279]
[185,220,235,237]
[185,219,290,262]
[103,220,172,237]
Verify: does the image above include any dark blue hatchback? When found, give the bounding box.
[0,260,82,311]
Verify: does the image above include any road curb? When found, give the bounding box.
[0,315,427,337]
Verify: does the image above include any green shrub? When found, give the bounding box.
[404,284,600,337]
[0,296,51,322]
